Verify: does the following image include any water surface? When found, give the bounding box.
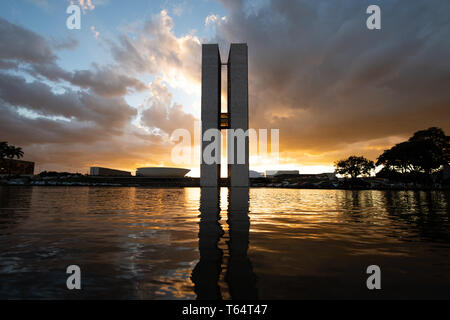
[1,186,450,299]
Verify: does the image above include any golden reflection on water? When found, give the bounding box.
[0,187,450,299]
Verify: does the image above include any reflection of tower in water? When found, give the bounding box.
[191,187,257,300]
[226,187,258,299]
[191,188,224,300]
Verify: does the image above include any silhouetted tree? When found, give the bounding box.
[0,142,25,174]
[408,127,450,174]
[376,141,419,174]
[0,142,8,159]
[376,127,450,176]
[0,142,24,160]
[335,156,375,179]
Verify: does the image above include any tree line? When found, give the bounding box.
[2,128,450,183]
[335,127,450,183]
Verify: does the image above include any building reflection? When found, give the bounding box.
[191,187,224,300]
[191,187,257,300]
[226,187,258,299]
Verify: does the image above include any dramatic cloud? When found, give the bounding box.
[70,65,147,97]
[140,78,197,135]
[1,1,450,174]
[0,17,55,65]
[108,10,202,93]
[0,14,195,173]
[0,17,146,97]
[0,72,136,128]
[0,103,107,145]
[212,0,450,165]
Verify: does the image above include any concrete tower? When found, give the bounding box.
[200,44,221,187]
[201,43,249,187]
[227,44,249,187]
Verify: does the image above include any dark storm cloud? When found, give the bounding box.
[0,103,169,172]
[0,104,109,145]
[214,0,450,158]
[70,65,148,97]
[0,16,184,172]
[0,17,140,170]
[0,17,55,64]
[0,72,85,119]
[0,72,136,129]
[0,60,18,70]
[25,63,147,97]
[2,1,449,172]
[0,17,146,97]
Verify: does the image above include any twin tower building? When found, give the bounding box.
[200,43,249,187]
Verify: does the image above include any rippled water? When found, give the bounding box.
[1,186,450,299]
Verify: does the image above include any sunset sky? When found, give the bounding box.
[1,0,449,177]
